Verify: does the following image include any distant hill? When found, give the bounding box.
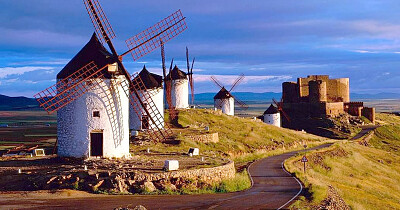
[194,92,282,105]
[0,94,40,110]
[351,92,400,100]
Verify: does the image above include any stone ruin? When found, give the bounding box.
[282,75,375,123]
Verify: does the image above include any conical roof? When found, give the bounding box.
[135,65,163,90]
[57,33,114,79]
[264,104,279,114]
[165,65,187,80]
[214,87,233,99]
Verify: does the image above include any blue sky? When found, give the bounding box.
[1,0,400,97]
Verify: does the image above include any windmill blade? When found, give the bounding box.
[272,98,280,108]
[123,10,187,61]
[160,42,176,120]
[190,57,195,74]
[280,108,291,122]
[169,58,174,73]
[210,76,223,89]
[189,57,195,104]
[272,98,290,122]
[161,41,167,79]
[34,62,108,114]
[233,96,249,110]
[83,0,116,45]
[186,47,190,74]
[229,73,245,92]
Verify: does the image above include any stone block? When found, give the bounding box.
[163,160,179,171]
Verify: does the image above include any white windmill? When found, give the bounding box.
[34,0,187,158]
[263,104,281,127]
[130,66,164,131]
[210,74,248,116]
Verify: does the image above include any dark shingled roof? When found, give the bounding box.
[264,104,279,114]
[214,87,233,99]
[57,33,114,79]
[134,66,163,90]
[166,65,187,80]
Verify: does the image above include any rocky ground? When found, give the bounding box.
[0,153,227,194]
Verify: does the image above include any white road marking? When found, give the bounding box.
[277,159,303,210]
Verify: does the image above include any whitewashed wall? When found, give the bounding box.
[57,76,130,158]
[214,98,234,116]
[264,113,281,127]
[171,79,189,109]
[129,88,164,131]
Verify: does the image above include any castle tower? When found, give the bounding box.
[282,82,299,103]
[130,66,164,131]
[214,87,235,116]
[263,104,281,127]
[57,34,130,158]
[309,80,327,103]
[166,65,189,109]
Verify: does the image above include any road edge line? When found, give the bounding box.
[277,159,303,210]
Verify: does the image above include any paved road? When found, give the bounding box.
[351,125,379,140]
[0,144,332,210]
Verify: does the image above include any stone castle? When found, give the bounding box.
[282,75,375,123]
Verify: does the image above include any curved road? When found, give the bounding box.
[0,144,332,210]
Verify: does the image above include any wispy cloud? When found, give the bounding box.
[0,66,54,79]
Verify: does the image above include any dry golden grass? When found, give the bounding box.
[286,113,400,209]
[132,108,328,164]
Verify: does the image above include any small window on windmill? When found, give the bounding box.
[108,62,118,73]
[34,149,45,157]
[93,111,100,118]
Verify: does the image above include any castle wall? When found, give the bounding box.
[323,102,344,117]
[326,78,350,102]
[345,102,363,117]
[362,107,375,123]
[298,75,330,99]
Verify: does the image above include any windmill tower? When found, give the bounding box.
[211,74,248,116]
[166,65,189,109]
[34,0,187,158]
[56,34,130,158]
[272,98,291,127]
[263,104,281,127]
[130,66,164,131]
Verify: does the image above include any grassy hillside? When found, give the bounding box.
[132,109,328,165]
[286,113,400,209]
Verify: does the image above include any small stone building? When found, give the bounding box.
[214,87,234,116]
[57,34,130,158]
[130,66,164,131]
[166,65,189,109]
[263,104,281,127]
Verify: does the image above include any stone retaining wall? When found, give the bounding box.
[134,160,235,183]
[3,159,235,194]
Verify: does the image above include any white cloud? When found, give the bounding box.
[0,66,54,79]
[10,59,70,66]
